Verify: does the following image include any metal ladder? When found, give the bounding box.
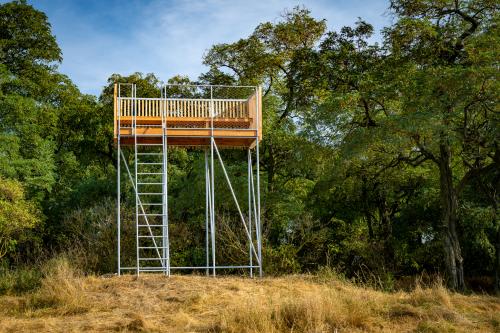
[133,86,170,275]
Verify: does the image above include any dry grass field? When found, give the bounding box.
[0,260,499,333]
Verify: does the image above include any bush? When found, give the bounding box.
[0,263,42,295]
[0,177,40,259]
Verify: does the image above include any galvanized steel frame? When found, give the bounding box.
[116,83,263,277]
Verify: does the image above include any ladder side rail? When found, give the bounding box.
[133,84,140,275]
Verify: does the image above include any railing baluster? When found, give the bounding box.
[122,97,251,119]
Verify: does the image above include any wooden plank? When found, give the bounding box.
[130,127,257,137]
[117,136,255,148]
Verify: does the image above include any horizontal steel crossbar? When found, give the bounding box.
[120,265,260,271]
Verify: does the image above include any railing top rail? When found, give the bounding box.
[117,83,258,99]
[162,83,257,88]
[117,97,248,102]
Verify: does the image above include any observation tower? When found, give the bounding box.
[114,83,262,276]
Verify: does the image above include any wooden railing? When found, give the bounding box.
[118,98,249,118]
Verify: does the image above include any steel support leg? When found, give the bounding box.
[256,141,262,277]
[205,149,210,276]
[117,133,121,275]
[210,138,216,276]
[133,86,140,276]
[247,149,253,277]
[162,131,169,275]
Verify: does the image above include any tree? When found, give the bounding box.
[0,0,62,94]
[0,177,40,258]
[203,8,327,257]
[384,0,499,290]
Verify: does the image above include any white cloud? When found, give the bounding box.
[36,0,391,95]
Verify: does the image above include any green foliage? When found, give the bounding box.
[0,177,40,258]
[0,262,42,295]
[0,0,61,76]
[0,0,498,293]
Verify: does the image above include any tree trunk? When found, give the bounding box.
[439,143,465,291]
[378,201,394,270]
[493,199,499,294]
[361,176,374,240]
[495,221,500,295]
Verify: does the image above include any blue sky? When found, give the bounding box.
[20,0,392,96]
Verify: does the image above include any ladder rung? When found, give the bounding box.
[141,203,163,205]
[138,235,164,238]
[138,246,169,249]
[138,224,164,227]
[138,172,163,175]
[137,182,163,185]
[137,162,163,165]
[138,213,164,216]
[138,258,165,260]
[138,193,163,195]
[137,153,162,156]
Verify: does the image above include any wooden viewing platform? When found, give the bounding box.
[114,83,264,276]
[114,84,262,148]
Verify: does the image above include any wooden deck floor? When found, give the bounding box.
[116,120,257,147]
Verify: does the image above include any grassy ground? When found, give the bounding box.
[0,261,499,332]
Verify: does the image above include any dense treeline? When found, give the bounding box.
[0,0,498,293]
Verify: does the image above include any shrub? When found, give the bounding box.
[0,263,42,295]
